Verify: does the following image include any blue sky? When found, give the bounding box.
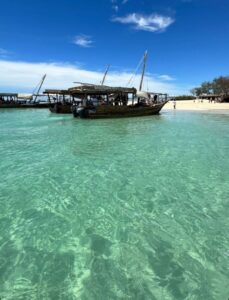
[0,0,229,95]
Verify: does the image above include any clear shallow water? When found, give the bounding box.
[0,109,228,300]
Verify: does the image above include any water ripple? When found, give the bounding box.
[0,109,229,299]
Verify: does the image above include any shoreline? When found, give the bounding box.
[164,100,229,112]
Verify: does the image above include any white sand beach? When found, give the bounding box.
[165,99,229,111]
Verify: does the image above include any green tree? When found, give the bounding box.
[200,81,213,94]
[190,87,202,97]
[212,76,229,94]
[192,76,229,96]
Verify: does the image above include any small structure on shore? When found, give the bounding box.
[200,94,229,102]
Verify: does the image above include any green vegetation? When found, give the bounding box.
[191,76,229,96]
[173,95,196,100]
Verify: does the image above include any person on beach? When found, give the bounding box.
[173,99,176,109]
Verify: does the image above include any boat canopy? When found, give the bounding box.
[136,91,150,99]
[18,94,33,99]
[68,85,137,95]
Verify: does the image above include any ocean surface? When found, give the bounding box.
[0,109,228,300]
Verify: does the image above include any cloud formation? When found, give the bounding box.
[73,35,93,47]
[158,75,175,81]
[113,13,174,32]
[0,59,189,95]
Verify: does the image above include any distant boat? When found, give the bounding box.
[46,65,111,114]
[49,102,73,114]
[44,89,80,114]
[0,75,49,109]
[0,93,21,108]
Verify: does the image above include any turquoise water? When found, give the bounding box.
[0,109,229,300]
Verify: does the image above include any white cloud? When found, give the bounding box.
[0,59,190,95]
[158,75,175,81]
[113,13,174,32]
[73,35,93,48]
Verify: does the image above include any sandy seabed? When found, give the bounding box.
[165,99,229,113]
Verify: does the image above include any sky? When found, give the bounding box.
[0,0,229,95]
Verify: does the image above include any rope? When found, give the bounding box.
[126,54,144,87]
[32,80,41,95]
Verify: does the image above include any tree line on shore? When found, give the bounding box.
[174,95,195,100]
[190,76,229,97]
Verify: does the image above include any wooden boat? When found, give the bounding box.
[49,102,73,114]
[22,102,49,108]
[73,101,167,119]
[70,85,167,118]
[45,66,111,114]
[0,75,49,109]
[43,51,168,118]
[71,51,168,119]
[0,100,49,109]
[44,89,78,114]
[0,93,22,108]
[0,103,50,109]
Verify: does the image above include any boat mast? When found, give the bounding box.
[101,65,110,85]
[139,51,147,91]
[33,74,47,102]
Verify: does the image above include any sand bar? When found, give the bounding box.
[164,99,229,112]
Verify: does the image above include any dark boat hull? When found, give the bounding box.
[76,102,167,119]
[0,103,22,108]
[0,103,49,109]
[49,103,72,114]
[21,103,49,108]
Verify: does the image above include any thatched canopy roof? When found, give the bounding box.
[68,85,137,95]
[44,85,137,96]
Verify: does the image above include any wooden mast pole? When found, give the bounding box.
[33,74,47,102]
[101,65,110,85]
[139,51,147,92]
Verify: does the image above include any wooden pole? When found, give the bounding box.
[101,65,110,85]
[34,74,47,102]
[139,51,147,92]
